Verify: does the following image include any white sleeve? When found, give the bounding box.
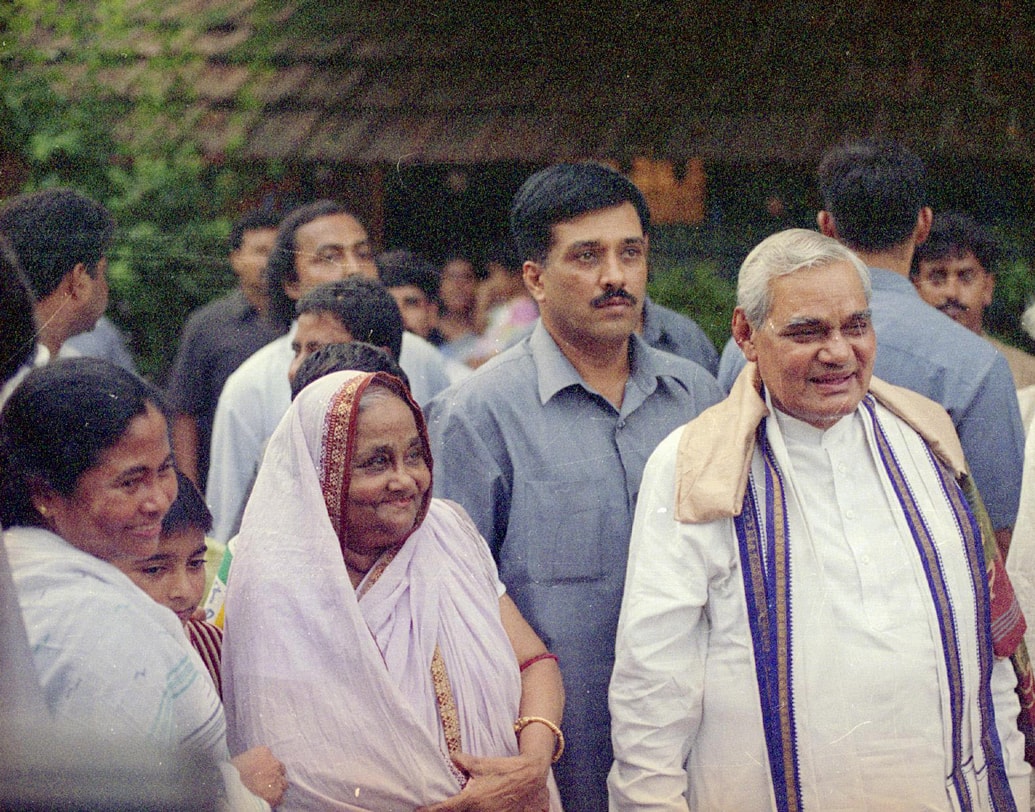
[399,332,451,407]
[607,430,709,812]
[991,655,1031,809]
[206,373,265,543]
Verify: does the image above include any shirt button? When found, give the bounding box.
[861,554,870,564]
[845,509,856,519]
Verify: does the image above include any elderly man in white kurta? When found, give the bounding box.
[608,229,1031,811]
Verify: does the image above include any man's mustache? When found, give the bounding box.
[937,298,969,313]
[592,289,638,308]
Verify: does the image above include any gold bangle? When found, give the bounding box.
[514,715,564,764]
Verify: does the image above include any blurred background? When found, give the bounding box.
[3,0,1035,377]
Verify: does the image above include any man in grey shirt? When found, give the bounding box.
[427,162,722,812]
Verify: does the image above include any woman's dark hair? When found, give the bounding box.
[162,470,213,537]
[0,358,169,527]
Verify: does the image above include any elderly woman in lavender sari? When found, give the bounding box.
[223,370,564,811]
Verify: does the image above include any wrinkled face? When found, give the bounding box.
[389,284,436,338]
[735,261,875,430]
[231,227,278,306]
[116,527,207,625]
[525,202,647,353]
[345,391,431,555]
[288,311,354,383]
[438,258,478,316]
[284,214,377,300]
[912,250,993,335]
[36,403,178,563]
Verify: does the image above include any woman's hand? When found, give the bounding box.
[231,745,288,807]
[416,750,551,812]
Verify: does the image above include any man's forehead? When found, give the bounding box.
[918,250,987,273]
[767,264,868,312]
[549,203,645,243]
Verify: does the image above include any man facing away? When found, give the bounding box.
[911,211,1035,391]
[610,228,1030,811]
[166,208,283,489]
[427,162,722,812]
[717,138,1024,559]
[206,200,452,542]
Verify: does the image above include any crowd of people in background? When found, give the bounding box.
[4,139,1035,811]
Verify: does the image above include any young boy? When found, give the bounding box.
[118,470,224,695]
[116,471,287,807]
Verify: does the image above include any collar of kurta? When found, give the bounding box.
[673,362,969,524]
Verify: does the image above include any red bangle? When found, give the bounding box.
[519,652,558,672]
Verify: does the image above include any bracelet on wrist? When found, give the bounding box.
[513,715,564,764]
[519,652,558,672]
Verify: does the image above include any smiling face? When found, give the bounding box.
[36,403,178,563]
[912,250,993,334]
[344,389,431,558]
[116,527,207,625]
[524,202,648,354]
[284,213,377,300]
[734,261,875,430]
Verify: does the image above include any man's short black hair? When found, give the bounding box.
[0,237,37,385]
[296,277,403,360]
[0,188,115,299]
[290,341,410,399]
[266,200,363,330]
[817,138,927,253]
[377,249,439,301]
[509,162,651,264]
[228,208,283,253]
[911,211,999,278]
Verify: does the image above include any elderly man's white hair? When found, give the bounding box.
[737,228,871,327]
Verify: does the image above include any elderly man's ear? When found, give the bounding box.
[731,308,758,363]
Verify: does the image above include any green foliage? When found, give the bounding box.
[0,1,252,379]
[985,222,1035,351]
[648,260,736,354]
[648,224,738,354]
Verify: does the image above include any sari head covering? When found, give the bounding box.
[223,371,537,811]
[317,371,431,557]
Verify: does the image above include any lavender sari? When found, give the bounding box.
[224,371,553,810]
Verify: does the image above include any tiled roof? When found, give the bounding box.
[9,1,1035,164]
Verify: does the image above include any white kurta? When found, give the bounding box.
[609,402,1028,811]
[4,526,266,812]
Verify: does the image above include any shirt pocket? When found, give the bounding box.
[510,477,607,584]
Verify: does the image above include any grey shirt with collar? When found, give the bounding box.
[426,320,721,812]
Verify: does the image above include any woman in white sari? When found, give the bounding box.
[224,370,564,811]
